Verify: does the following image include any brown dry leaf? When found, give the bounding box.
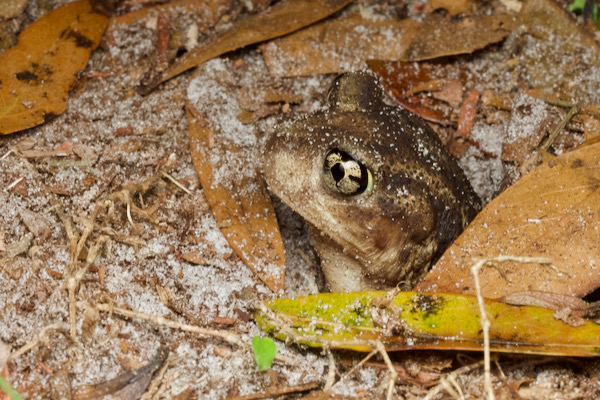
[518,0,600,106]
[73,347,168,400]
[368,59,455,123]
[0,0,107,135]
[432,79,464,107]
[187,107,285,292]
[481,89,512,110]
[138,0,352,94]
[49,369,73,400]
[181,250,208,266]
[401,12,515,61]
[186,61,286,293]
[260,11,408,77]
[455,89,479,139]
[501,125,548,163]
[110,0,231,26]
[19,208,52,242]
[416,142,600,299]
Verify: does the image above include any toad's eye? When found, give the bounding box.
[323,149,373,196]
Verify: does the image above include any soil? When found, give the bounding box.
[1,1,600,399]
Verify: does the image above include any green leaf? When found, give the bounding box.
[569,0,587,12]
[569,0,600,29]
[594,4,600,29]
[0,374,26,400]
[251,336,277,371]
[256,291,600,357]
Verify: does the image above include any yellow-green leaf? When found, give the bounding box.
[0,0,107,134]
[256,291,600,357]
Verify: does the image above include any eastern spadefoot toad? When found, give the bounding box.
[263,71,480,292]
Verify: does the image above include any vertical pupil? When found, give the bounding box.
[330,163,345,182]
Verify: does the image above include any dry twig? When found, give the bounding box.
[8,323,70,362]
[88,302,245,347]
[470,255,552,400]
[225,381,321,400]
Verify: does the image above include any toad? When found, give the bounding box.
[263,71,480,292]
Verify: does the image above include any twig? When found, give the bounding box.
[327,349,377,393]
[8,323,70,361]
[88,302,245,347]
[539,105,579,152]
[225,381,321,400]
[521,105,579,175]
[423,361,485,400]
[61,153,189,341]
[439,376,462,400]
[5,177,24,192]
[0,149,14,160]
[446,374,465,399]
[162,172,192,195]
[471,259,495,400]
[375,341,398,400]
[49,199,78,258]
[323,350,337,391]
[469,256,552,400]
[126,199,136,230]
[67,234,109,340]
[140,353,173,400]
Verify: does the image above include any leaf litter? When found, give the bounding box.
[0,2,326,398]
[1,0,600,399]
[186,54,332,293]
[0,0,107,134]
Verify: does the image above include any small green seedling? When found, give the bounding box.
[0,375,26,400]
[251,336,277,371]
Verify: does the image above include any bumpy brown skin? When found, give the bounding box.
[263,71,480,292]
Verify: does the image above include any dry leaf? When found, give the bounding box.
[49,369,73,400]
[0,0,107,135]
[432,79,464,107]
[481,89,512,110]
[518,0,600,106]
[73,347,168,400]
[257,291,600,357]
[186,59,286,293]
[19,208,52,242]
[401,12,515,61]
[110,0,231,26]
[455,90,479,139]
[260,12,408,77]
[416,142,600,299]
[368,60,454,123]
[138,0,352,94]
